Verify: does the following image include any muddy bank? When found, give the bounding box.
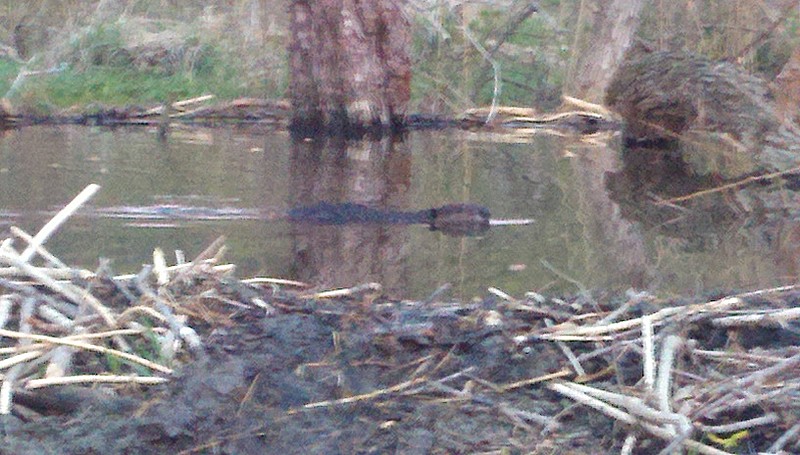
[0,97,618,138]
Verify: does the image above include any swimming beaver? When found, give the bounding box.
[287,202,490,236]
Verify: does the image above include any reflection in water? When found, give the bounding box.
[606,138,800,291]
[3,125,800,299]
[288,137,415,296]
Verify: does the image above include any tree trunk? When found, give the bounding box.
[775,44,800,124]
[288,0,411,137]
[564,0,645,103]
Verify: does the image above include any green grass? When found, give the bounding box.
[41,64,243,108]
[2,21,286,113]
[5,53,280,114]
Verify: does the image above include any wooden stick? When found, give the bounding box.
[0,266,92,280]
[19,184,100,263]
[10,226,70,269]
[0,328,172,374]
[113,262,235,280]
[0,351,42,370]
[0,251,117,327]
[499,368,572,392]
[642,315,655,392]
[25,374,168,389]
[311,282,382,299]
[299,377,426,410]
[241,277,309,287]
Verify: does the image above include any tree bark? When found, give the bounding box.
[775,44,800,124]
[288,0,411,137]
[563,0,645,103]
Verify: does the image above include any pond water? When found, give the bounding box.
[1,125,797,299]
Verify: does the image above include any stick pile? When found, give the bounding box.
[0,184,265,418]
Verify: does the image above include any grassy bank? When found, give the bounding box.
[1,17,287,115]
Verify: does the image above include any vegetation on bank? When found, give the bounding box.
[0,1,799,115]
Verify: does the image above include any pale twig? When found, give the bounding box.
[0,251,117,327]
[0,295,14,330]
[711,307,800,327]
[656,336,682,416]
[311,282,382,299]
[0,364,21,415]
[548,381,635,424]
[692,349,787,365]
[0,328,172,374]
[562,95,613,116]
[65,328,163,341]
[546,318,586,376]
[38,305,73,329]
[701,383,800,420]
[540,297,742,340]
[44,345,73,378]
[561,381,689,430]
[498,401,554,428]
[488,218,535,226]
[540,259,594,305]
[19,184,100,263]
[548,381,731,455]
[137,278,203,355]
[0,266,91,280]
[487,287,514,301]
[0,351,42,370]
[696,412,780,433]
[241,277,309,287]
[9,226,69,269]
[113,262,235,281]
[25,374,168,389]
[299,376,426,410]
[620,434,637,455]
[153,248,170,286]
[768,420,800,454]
[642,315,655,392]
[736,351,800,389]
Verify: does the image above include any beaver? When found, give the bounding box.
[287,202,490,236]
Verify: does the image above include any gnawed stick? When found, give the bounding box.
[25,374,168,389]
[0,350,42,370]
[0,328,172,374]
[113,262,235,281]
[19,184,100,263]
[489,218,535,226]
[548,381,732,455]
[311,282,382,299]
[499,368,571,392]
[241,277,309,287]
[10,226,69,269]
[0,250,116,327]
[298,376,426,410]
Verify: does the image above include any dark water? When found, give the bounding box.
[0,125,796,299]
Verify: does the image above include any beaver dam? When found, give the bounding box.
[0,184,799,454]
